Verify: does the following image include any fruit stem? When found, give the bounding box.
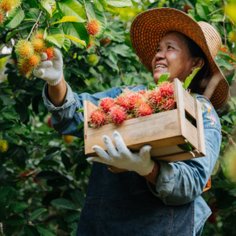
[26,10,43,41]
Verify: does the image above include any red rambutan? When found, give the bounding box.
[109,106,127,125]
[134,102,153,117]
[89,109,107,128]
[86,19,101,36]
[99,97,116,113]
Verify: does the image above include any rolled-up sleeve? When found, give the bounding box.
[149,96,222,205]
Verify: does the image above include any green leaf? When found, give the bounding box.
[52,16,82,25]
[63,22,89,45]
[183,67,200,89]
[6,8,25,29]
[64,34,86,47]
[107,0,133,7]
[46,34,65,48]
[157,73,170,85]
[51,198,78,210]
[112,44,131,57]
[30,208,47,221]
[58,0,86,22]
[37,226,55,236]
[40,0,56,17]
[10,202,28,213]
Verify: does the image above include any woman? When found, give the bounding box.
[34,8,229,236]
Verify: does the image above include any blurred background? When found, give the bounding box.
[0,0,236,235]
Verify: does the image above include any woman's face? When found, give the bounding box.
[152,32,197,84]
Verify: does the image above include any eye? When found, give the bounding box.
[167,45,174,50]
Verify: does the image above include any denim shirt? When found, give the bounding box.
[43,83,221,236]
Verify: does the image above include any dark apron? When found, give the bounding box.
[77,163,194,236]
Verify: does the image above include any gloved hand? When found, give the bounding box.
[87,131,154,176]
[33,48,63,86]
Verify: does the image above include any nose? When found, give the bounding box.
[152,49,165,68]
[155,48,165,59]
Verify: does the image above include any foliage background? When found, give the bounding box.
[0,0,236,235]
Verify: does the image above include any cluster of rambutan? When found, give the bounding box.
[0,0,21,25]
[89,82,176,128]
[15,31,54,78]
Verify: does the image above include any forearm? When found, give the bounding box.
[144,161,160,185]
[48,77,67,107]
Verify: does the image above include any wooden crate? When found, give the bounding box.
[84,79,206,162]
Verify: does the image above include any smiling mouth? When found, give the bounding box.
[154,64,167,71]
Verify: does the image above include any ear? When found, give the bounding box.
[192,57,205,71]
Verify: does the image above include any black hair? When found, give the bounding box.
[181,34,211,94]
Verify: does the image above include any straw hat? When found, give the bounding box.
[130,8,229,109]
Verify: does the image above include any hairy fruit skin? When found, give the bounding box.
[31,38,45,53]
[86,19,100,36]
[28,54,41,67]
[17,59,34,77]
[15,40,34,59]
[134,102,153,117]
[44,47,54,60]
[0,8,5,24]
[90,110,107,128]
[109,106,127,125]
[99,97,116,113]
[0,0,21,12]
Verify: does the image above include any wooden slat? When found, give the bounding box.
[195,99,206,155]
[174,79,186,139]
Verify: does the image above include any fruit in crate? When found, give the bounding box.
[89,81,175,128]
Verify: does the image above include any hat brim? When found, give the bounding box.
[130,8,229,109]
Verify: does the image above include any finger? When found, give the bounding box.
[86,157,109,165]
[41,52,48,61]
[53,48,63,63]
[92,145,111,161]
[102,135,118,158]
[33,68,45,78]
[113,131,131,156]
[38,60,53,68]
[139,145,152,159]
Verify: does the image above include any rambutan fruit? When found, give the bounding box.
[116,91,143,112]
[86,19,101,36]
[158,82,174,97]
[99,97,116,113]
[134,102,153,117]
[0,0,21,12]
[100,37,111,47]
[63,135,74,144]
[89,109,107,128]
[27,54,41,67]
[87,54,100,66]
[0,8,5,24]
[31,38,45,53]
[160,98,176,111]
[15,40,34,59]
[34,30,44,39]
[0,139,8,153]
[109,106,127,125]
[18,58,34,77]
[147,89,162,108]
[44,47,54,60]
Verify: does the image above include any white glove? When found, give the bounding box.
[87,131,155,176]
[33,48,63,86]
